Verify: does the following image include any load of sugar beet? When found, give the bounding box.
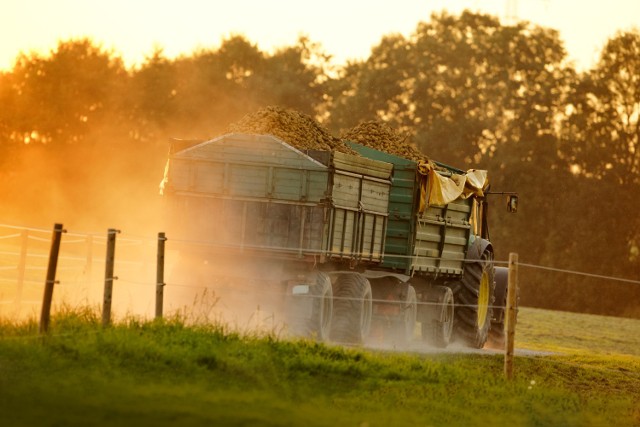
[227,106,356,154]
[227,106,431,163]
[340,120,428,163]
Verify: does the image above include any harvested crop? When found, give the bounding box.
[227,106,356,154]
[341,121,428,162]
[227,107,430,162]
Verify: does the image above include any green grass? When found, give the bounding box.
[517,307,640,356]
[0,306,638,427]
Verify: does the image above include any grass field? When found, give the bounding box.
[0,306,638,427]
[517,307,640,356]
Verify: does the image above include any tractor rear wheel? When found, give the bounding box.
[330,273,372,344]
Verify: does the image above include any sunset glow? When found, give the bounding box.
[2,0,639,72]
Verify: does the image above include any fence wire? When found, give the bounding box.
[1,222,638,395]
[0,222,638,323]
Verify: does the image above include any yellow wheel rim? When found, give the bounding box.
[477,270,490,330]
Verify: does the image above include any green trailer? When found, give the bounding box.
[345,141,497,348]
[345,142,472,276]
[162,133,512,348]
[164,133,392,262]
[161,133,393,342]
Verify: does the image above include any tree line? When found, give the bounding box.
[0,10,638,317]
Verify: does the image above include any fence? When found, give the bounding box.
[0,223,157,320]
[1,221,638,378]
[2,221,638,322]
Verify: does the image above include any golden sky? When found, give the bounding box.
[1,0,639,71]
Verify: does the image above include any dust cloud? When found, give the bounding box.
[1,131,434,348]
[0,129,184,319]
[0,139,166,234]
[161,253,293,335]
[0,135,298,333]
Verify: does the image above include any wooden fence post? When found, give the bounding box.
[39,223,65,335]
[15,229,28,310]
[102,228,119,327]
[504,252,519,380]
[155,232,167,319]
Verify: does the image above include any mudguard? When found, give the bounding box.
[466,237,493,262]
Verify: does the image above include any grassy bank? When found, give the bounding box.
[0,307,638,426]
[517,307,640,356]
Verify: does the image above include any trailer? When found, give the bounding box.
[345,142,496,348]
[161,132,513,348]
[161,133,392,342]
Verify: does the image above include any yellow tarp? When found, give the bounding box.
[418,161,489,213]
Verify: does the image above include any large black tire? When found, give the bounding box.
[393,285,417,345]
[287,272,333,341]
[330,273,373,344]
[421,285,454,348]
[451,246,496,348]
[487,266,508,348]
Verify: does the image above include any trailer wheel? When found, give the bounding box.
[422,285,454,348]
[394,285,417,345]
[287,272,333,341]
[452,246,495,348]
[310,272,333,341]
[330,274,372,344]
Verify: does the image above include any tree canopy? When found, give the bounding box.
[0,13,638,318]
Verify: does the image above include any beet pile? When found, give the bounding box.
[228,106,428,161]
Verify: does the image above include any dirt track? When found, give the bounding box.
[359,339,557,357]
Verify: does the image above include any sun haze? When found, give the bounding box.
[1,0,639,72]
